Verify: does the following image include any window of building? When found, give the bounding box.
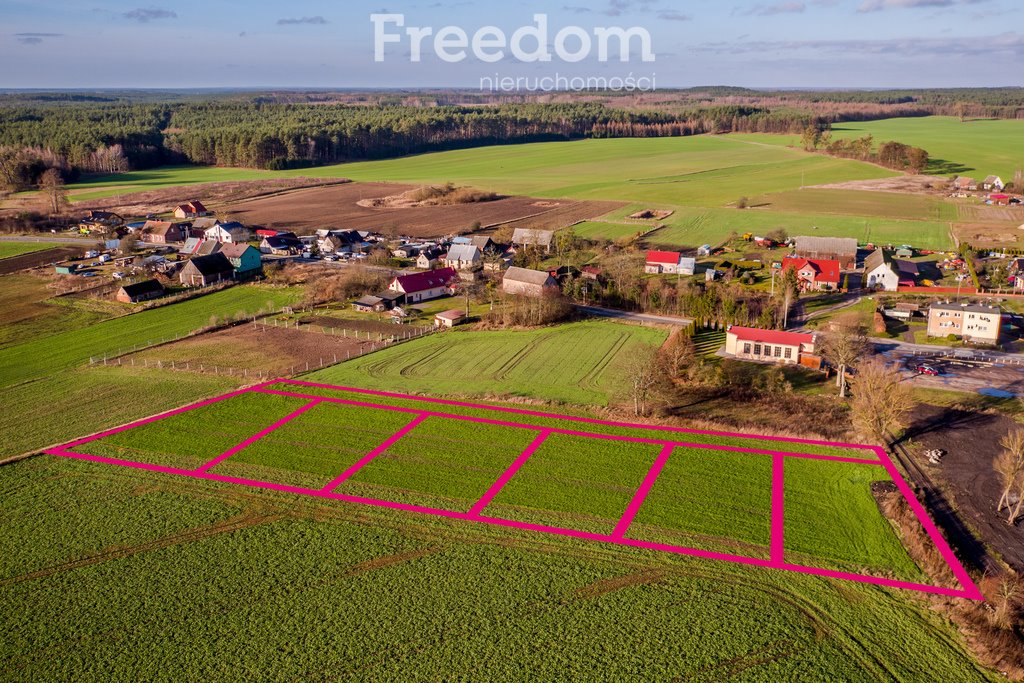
[785,348,792,359]
[754,344,761,356]
[743,343,751,354]
[774,346,783,357]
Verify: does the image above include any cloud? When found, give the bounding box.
[15,32,63,45]
[694,31,1023,57]
[276,16,329,25]
[743,2,806,15]
[858,0,988,12]
[562,0,659,16]
[123,7,178,22]
[658,10,693,21]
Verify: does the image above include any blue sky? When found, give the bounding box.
[0,0,1021,88]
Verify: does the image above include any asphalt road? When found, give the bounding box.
[575,305,693,327]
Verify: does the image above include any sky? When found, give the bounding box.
[0,0,1021,89]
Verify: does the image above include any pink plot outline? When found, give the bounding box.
[42,379,985,602]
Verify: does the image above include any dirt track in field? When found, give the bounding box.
[224,182,624,238]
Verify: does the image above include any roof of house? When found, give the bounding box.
[930,301,1003,315]
[143,220,173,233]
[179,237,203,254]
[119,280,164,298]
[728,326,815,347]
[503,266,555,287]
[446,244,481,262]
[984,175,1002,183]
[646,250,681,266]
[393,267,458,293]
[512,228,555,247]
[469,236,494,250]
[864,249,893,273]
[148,222,182,238]
[435,309,466,321]
[793,236,858,255]
[781,257,841,283]
[955,176,977,186]
[354,295,383,307]
[177,200,207,213]
[262,236,301,249]
[185,253,233,276]
[195,240,222,256]
[219,243,258,260]
[191,217,219,229]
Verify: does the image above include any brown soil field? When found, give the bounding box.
[0,247,81,276]
[953,222,1024,247]
[56,178,352,219]
[302,315,430,337]
[225,182,625,237]
[906,403,1024,572]
[129,323,376,376]
[810,175,949,194]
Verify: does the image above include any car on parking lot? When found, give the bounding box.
[914,363,942,376]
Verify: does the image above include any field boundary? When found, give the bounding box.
[43,379,984,601]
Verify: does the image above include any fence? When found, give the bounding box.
[258,316,434,343]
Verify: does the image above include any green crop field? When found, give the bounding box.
[304,320,669,406]
[1,454,998,681]
[0,241,54,260]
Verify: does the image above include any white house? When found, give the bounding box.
[982,175,1005,192]
[389,267,459,304]
[444,244,482,271]
[644,251,695,275]
[204,222,251,244]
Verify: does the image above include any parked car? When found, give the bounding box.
[112,272,126,280]
[323,254,339,262]
[914,364,941,376]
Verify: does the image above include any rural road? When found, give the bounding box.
[576,305,693,327]
[0,235,94,245]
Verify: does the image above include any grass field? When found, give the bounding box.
[1,453,998,681]
[0,242,54,260]
[303,320,670,406]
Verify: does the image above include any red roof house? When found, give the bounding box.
[781,257,841,292]
[389,267,459,304]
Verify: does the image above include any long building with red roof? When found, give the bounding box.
[724,326,818,366]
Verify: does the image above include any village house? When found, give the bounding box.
[927,302,1003,344]
[434,309,467,328]
[416,247,443,269]
[983,175,1005,192]
[793,236,858,270]
[218,243,263,280]
[644,251,696,275]
[204,222,251,244]
[179,237,205,256]
[502,266,558,298]
[179,253,234,287]
[144,221,184,245]
[511,228,555,253]
[115,279,165,304]
[388,267,459,304]
[260,235,302,255]
[444,244,482,271]
[781,257,841,292]
[173,201,210,219]
[953,176,978,192]
[725,326,819,366]
[863,249,918,292]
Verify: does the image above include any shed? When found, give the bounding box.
[116,279,165,303]
[179,253,233,287]
[502,266,558,298]
[434,309,467,328]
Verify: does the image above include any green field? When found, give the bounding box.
[44,119,1023,251]
[1,453,998,681]
[303,320,670,406]
[0,241,54,260]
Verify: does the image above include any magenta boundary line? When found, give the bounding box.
[771,455,785,565]
[468,429,552,516]
[277,379,880,452]
[254,388,881,466]
[321,413,429,492]
[196,399,323,473]
[612,443,674,539]
[43,447,982,601]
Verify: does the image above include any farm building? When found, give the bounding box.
[434,309,467,328]
[697,244,712,257]
[204,222,251,244]
[179,253,234,287]
[144,221,185,245]
[793,236,858,269]
[55,264,78,275]
[389,267,459,304]
[444,244,482,271]
[864,249,918,291]
[512,228,555,252]
[927,302,1003,344]
[725,326,818,366]
[469,236,495,252]
[989,194,1011,206]
[644,251,696,275]
[953,176,978,191]
[174,201,210,219]
[218,243,263,279]
[781,257,841,292]
[115,279,165,304]
[261,235,302,255]
[983,175,1005,191]
[502,267,558,298]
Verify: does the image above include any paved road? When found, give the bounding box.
[790,293,864,330]
[575,305,693,327]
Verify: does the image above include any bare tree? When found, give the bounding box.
[622,347,665,417]
[820,311,870,397]
[660,330,695,379]
[39,168,69,215]
[849,358,914,445]
[996,429,1024,525]
[991,576,1023,630]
